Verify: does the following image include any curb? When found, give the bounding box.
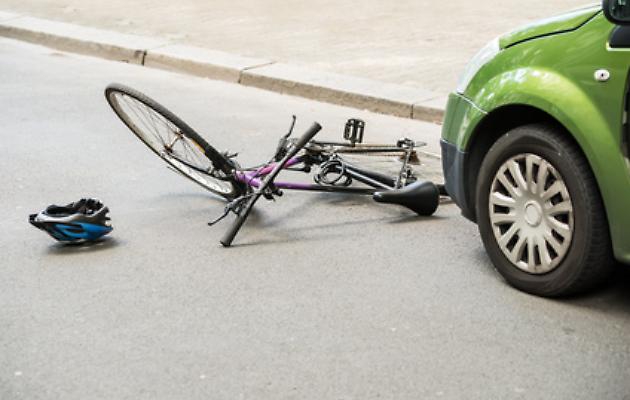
[0,12,446,124]
[240,63,445,122]
[144,44,274,84]
[0,13,165,64]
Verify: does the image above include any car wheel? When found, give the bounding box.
[476,124,614,297]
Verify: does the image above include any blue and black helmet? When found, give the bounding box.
[29,198,113,243]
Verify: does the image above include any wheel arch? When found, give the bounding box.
[463,104,590,222]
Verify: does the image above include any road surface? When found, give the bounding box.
[1,39,629,400]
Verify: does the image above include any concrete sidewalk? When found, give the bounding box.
[0,1,579,121]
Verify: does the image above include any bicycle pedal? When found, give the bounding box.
[344,118,365,145]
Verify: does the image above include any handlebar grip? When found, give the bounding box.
[220,193,261,247]
[293,122,322,152]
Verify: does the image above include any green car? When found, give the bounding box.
[441,0,630,297]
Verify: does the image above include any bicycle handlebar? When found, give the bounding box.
[220,122,322,247]
[219,196,257,247]
[294,122,323,153]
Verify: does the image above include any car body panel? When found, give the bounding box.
[441,95,486,221]
[499,5,601,49]
[442,12,630,263]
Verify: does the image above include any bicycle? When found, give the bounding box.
[104,83,444,247]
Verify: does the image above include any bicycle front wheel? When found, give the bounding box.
[105,83,242,200]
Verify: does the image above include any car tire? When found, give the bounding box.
[476,124,614,297]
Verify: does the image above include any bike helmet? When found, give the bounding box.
[29,198,113,243]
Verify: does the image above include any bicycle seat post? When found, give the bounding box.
[395,139,416,189]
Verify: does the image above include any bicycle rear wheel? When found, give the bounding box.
[105,83,242,200]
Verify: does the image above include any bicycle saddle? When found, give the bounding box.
[373,180,439,216]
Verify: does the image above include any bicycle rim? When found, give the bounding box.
[105,84,238,199]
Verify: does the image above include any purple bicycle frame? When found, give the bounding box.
[234,156,387,195]
[235,157,309,190]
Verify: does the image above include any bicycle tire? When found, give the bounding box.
[105,83,243,200]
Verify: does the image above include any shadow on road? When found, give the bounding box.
[477,251,630,316]
[469,245,630,315]
[230,193,451,248]
[564,266,630,317]
[46,237,121,255]
[155,190,229,204]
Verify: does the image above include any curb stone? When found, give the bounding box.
[0,16,167,64]
[413,96,448,124]
[239,62,441,120]
[144,44,273,83]
[0,12,446,124]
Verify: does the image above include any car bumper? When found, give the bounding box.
[441,139,475,221]
[441,93,486,222]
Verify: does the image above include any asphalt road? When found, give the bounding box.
[1,39,629,400]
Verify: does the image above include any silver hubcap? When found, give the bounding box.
[489,154,574,274]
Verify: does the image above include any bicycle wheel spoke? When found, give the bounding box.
[106,85,237,197]
[141,102,169,145]
[122,95,165,146]
[179,138,210,170]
